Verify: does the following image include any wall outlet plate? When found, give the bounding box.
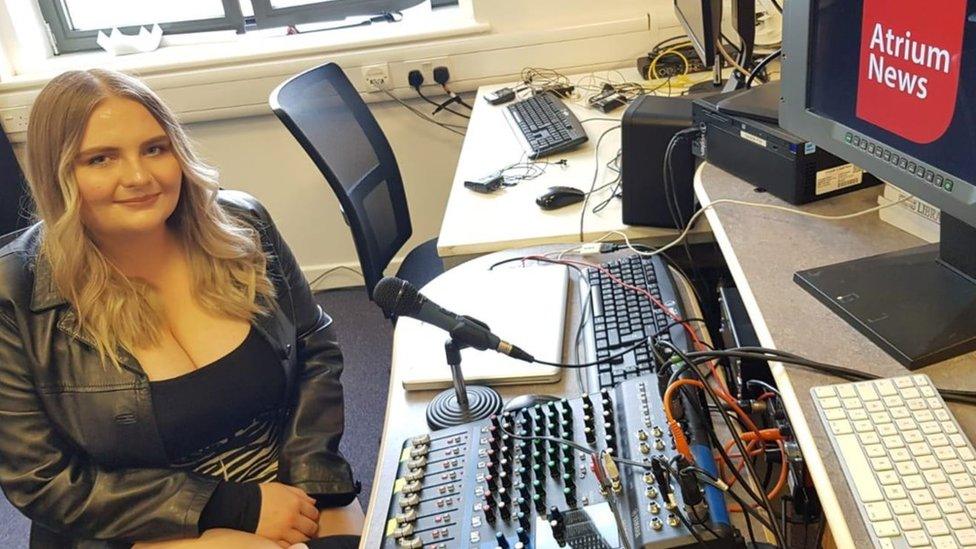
[362,63,391,90]
[399,57,453,87]
[0,106,31,133]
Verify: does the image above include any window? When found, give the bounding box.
[37,0,457,55]
[37,0,246,54]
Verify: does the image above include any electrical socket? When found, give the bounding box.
[361,63,390,90]
[400,57,452,87]
[0,106,30,133]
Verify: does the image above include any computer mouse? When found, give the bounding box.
[536,186,585,210]
[504,393,560,412]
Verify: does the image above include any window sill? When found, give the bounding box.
[0,9,489,91]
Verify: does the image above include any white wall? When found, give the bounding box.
[4,0,680,288]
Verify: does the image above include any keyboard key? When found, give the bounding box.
[884,485,908,500]
[870,412,892,425]
[890,448,912,462]
[924,470,948,485]
[959,488,976,504]
[904,475,926,490]
[837,385,857,398]
[956,529,976,546]
[824,408,845,421]
[925,518,950,536]
[891,407,911,419]
[932,535,959,549]
[865,444,886,458]
[895,377,915,388]
[878,471,900,485]
[898,513,923,531]
[903,430,925,444]
[857,383,880,401]
[951,474,974,489]
[932,483,955,498]
[814,386,836,398]
[866,400,886,412]
[903,387,922,399]
[897,460,920,475]
[947,513,971,530]
[911,489,934,505]
[866,502,893,521]
[879,424,898,437]
[891,499,914,515]
[905,530,930,547]
[836,434,883,502]
[940,498,964,515]
[830,420,853,435]
[919,504,942,520]
[872,457,894,471]
[917,455,939,470]
[873,520,900,537]
[876,380,897,396]
[842,398,862,410]
[849,409,869,421]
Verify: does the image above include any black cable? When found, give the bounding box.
[769,0,783,12]
[660,341,787,548]
[532,338,649,369]
[745,49,782,88]
[686,347,976,405]
[413,86,471,118]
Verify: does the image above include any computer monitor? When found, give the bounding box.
[780,0,976,368]
[673,0,756,90]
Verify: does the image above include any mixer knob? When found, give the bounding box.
[559,399,571,413]
[582,395,593,412]
[519,466,531,485]
[398,536,423,548]
[548,459,560,478]
[602,409,614,425]
[584,427,596,444]
[484,504,497,524]
[501,470,512,488]
[398,494,420,509]
[563,486,577,507]
[484,489,495,506]
[518,497,531,515]
[518,511,531,529]
[489,414,500,431]
[534,493,547,513]
[392,524,415,539]
[404,469,424,482]
[487,460,498,476]
[533,479,546,497]
[495,532,510,548]
[561,419,573,436]
[499,500,511,520]
[519,486,531,502]
[517,527,530,543]
[395,508,418,524]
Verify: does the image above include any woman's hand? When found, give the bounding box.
[255,482,320,546]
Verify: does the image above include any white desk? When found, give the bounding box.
[694,163,976,548]
[437,73,712,265]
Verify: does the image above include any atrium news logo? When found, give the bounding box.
[855,0,967,143]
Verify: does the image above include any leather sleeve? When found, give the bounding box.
[0,310,220,542]
[249,200,358,502]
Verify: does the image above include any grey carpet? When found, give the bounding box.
[0,287,391,546]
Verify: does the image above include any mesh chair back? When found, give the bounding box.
[270,62,412,297]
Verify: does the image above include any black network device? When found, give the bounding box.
[620,95,697,228]
[692,91,881,205]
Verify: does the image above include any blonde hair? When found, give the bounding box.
[25,69,275,366]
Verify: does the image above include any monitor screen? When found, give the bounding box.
[805,0,976,185]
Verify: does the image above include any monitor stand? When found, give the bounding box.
[795,213,976,369]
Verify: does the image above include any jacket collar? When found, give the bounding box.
[30,251,69,313]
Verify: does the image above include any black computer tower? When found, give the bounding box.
[620,95,697,228]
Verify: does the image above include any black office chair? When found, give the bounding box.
[269,62,444,304]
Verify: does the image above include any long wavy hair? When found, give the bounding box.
[25,69,275,367]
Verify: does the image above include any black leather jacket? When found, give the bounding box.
[0,191,357,548]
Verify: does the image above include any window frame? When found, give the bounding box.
[249,0,429,29]
[36,0,246,55]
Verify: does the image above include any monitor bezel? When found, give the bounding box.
[779,0,976,227]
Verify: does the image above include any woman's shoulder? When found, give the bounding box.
[0,223,44,316]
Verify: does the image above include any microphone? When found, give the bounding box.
[373,276,534,362]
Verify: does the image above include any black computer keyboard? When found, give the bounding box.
[584,254,694,391]
[505,92,588,159]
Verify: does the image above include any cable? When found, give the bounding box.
[413,86,470,118]
[745,49,782,88]
[621,194,913,259]
[578,125,622,242]
[307,265,363,290]
[375,87,466,136]
[769,0,783,12]
[716,41,751,76]
[661,342,788,547]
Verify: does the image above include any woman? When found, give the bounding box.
[0,69,363,548]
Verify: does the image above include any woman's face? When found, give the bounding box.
[73,96,182,240]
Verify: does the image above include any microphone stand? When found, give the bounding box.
[426,317,505,430]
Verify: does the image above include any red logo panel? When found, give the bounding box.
[855,0,967,143]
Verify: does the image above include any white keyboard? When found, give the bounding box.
[812,374,976,549]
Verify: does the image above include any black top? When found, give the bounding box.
[149,326,285,533]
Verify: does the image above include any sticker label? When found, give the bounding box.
[805,142,817,154]
[816,164,865,195]
[740,130,767,148]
